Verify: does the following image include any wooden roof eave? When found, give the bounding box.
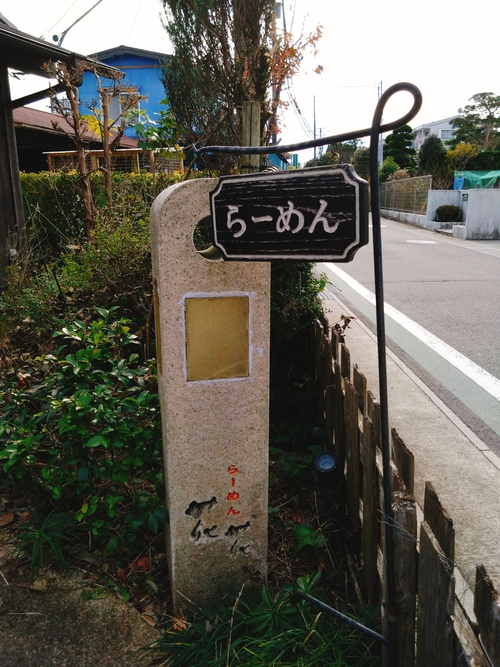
[0,24,123,78]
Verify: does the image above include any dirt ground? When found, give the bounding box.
[0,527,160,667]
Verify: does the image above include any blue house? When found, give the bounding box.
[78,45,170,139]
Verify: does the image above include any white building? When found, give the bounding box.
[412,116,459,149]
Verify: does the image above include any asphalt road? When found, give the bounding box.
[317,217,500,454]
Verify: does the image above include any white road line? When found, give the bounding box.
[323,263,500,402]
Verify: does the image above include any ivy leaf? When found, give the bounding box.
[294,523,326,551]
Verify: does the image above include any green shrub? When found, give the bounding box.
[467,150,500,171]
[378,156,400,183]
[0,209,155,344]
[435,204,461,222]
[0,308,164,551]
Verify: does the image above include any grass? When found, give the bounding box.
[144,582,381,666]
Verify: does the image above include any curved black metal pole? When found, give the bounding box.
[193,82,422,158]
[369,82,422,667]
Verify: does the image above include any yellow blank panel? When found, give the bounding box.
[185,296,249,381]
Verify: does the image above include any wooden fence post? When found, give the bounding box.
[340,343,351,381]
[474,565,500,666]
[361,415,380,605]
[416,482,456,667]
[345,378,361,551]
[332,346,346,508]
[392,428,414,496]
[393,490,417,667]
[323,334,334,451]
[353,364,367,416]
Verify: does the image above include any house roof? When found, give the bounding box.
[413,116,459,132]
[89,45,170,63]
[13,106,138,147]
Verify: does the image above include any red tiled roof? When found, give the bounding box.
[13,106,137,147]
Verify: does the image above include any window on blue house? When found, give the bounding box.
[107,86,141,125]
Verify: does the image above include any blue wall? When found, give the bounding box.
[78,47,168,138]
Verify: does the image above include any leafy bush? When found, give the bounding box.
[0,308,165,551]
[1,211,154,345]
[446,142,479,171]
[352,147,370,180]
[435,205,461,222]
[378,157,399,183]
[387,168,411,181]
[417,134,447,175]
[270,262,325,341]
[466,150,500,170]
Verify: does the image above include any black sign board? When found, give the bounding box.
[210,165,369,262]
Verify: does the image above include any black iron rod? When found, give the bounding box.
[293,592,390,646]
[368,82,421,667]
[192,84,422,158]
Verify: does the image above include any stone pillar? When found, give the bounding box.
[150,178,270,613]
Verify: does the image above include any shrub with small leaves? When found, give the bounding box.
[435,204,461,223]
[0,308,165,551]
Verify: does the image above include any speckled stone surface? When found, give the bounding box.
[150,179,270,613]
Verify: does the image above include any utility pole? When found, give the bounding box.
[241,101,260,173]
[318,128,323,158]
[313,95,317,161]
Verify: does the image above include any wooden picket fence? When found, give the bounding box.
[313,315,500,667]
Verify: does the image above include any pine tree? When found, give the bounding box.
[383,124,416,170]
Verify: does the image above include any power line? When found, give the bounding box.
[128,0,145,39]
[293,74,378,90]
[40,0,80,40]
[286,85,314,139]
[52,0,106,46]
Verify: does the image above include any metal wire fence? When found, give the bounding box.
[379,175,432,214]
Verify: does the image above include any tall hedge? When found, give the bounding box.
[20,171,184,257]
[466,151,500,171]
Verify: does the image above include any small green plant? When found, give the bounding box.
[293,522,327,550]
[435,204,461,223]
[16,509,73,582]
[271,263,326,341]
[144,577,381,666]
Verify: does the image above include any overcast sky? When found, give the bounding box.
[3,0,498,164]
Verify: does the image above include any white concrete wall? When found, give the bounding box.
[381,209,438,230]
[384,190,500,239]
[465,189,500,239]
[426,190,461,220]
